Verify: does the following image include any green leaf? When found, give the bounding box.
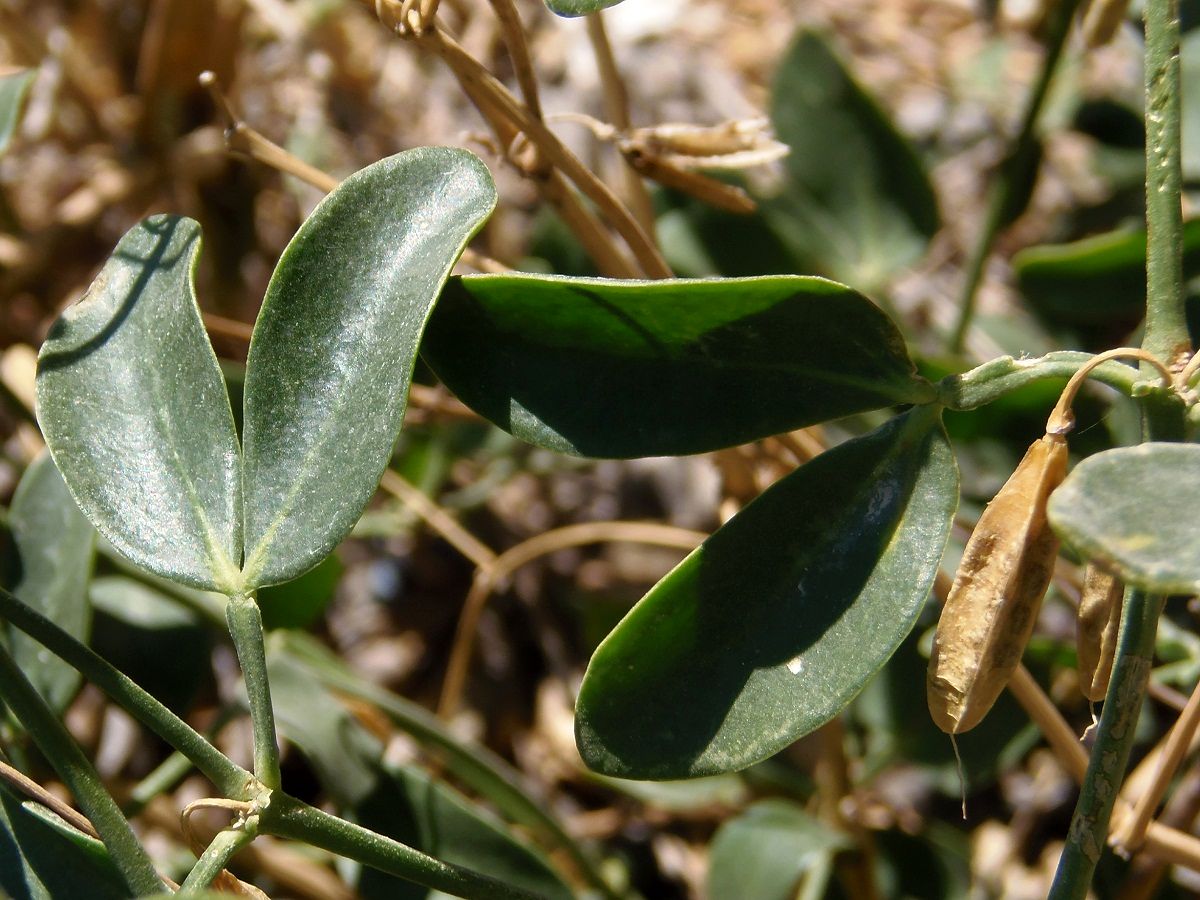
[89,577,211,713]
[575,406,958,779]
[765,31,939,291]
[423,273,934,458]
[1048,443,1200,594]
[543,0,623,16]
[0,69,34,155]
[6,452,95,712]
[356,765,574,900]
[1014,220,1200,325]
[266,645,573,900]
[707,800,848,900]
[36,216,244,593]
[241,148,496,588]
[0,786,129,900]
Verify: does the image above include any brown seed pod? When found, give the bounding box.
[1076,563,1124,701]
[927,433,1068,734]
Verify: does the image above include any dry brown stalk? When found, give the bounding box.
[437,521,706,719]
[1114,675,1200,854]
[1006,666,1200,872]
[378,469,498,571]
[413,24,672,278]
[584,12,658,234]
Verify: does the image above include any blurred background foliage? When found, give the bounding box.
[3,0,1200,897]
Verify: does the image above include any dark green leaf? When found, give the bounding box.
[1048,443,1200,594]
[0,69,34,155]
[89,577,211,713]
[0,786,128,900]
[575,406,958,779]
[1014,220,1200,325]
[266,646,574,900]
[6,452,94,711]
[267,647,383,806]
[708,800,848,900]
[241,148,496,588]
[543,0,623,16]
[257,554,341,630]
[36,216,244,593]
[423,273,934,458]
[356,765,573,900]
[765,31,939,291]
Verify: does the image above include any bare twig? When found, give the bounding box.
[378,469,498,570]
[437,521,705,719]
[584,12,657,234]
[1114,675,1200,852]
[0,757,99,838]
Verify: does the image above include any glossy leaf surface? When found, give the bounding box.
[241,148,496,588]
[0,69,33,155]
[423,273,934,458]
[708,800,848,900]
[575,407,959,779]
[765,31,939,291]
[7,453,94,711]
[1014,220,1200,325]
[544,0,623,14]
[1048,444,1200,594]
[36,216,243,593]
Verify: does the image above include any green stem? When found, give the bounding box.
[179,827,256,893]
[936,351,1150,411]
[0,641,163,896]
[1050,2,1190,893]
[1142,0,1191,368]
[225,594,281,791]
[123,706,239,818]
[947,0,1081,354]
[1049,590,1164,899]
[261,792,546,900]
[0,587,253,800]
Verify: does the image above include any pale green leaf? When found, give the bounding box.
[6,452,94,712]
[36,216,243,593]
[1048,443,1200,594]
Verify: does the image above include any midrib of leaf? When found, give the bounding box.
[240,358,412,589]
[145,368,242,593]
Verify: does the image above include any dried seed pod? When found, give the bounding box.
[1076,563,1124,701]
[928,433,1068,734]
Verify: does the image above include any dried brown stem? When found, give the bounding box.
[378,470,498,570]
[584,12,657,235]
[1115,675,1200,852]
[0,757,99,839]
[421,27,671,278]
[485,0,542,121]
[437,521,706,719]
[1007,666,1200,871]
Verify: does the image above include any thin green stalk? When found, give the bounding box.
[0,641,163,896]
[948,0,1081,354]
[0,587,253,799]
[261,792,545,900]
[123,706,240,818]
[1050,1,1190,894]
[1142,0,1191,368]
[1050,589,1164,899]
[179,827,256,893]
[936,351,1150,411]
[225,594,281,791]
